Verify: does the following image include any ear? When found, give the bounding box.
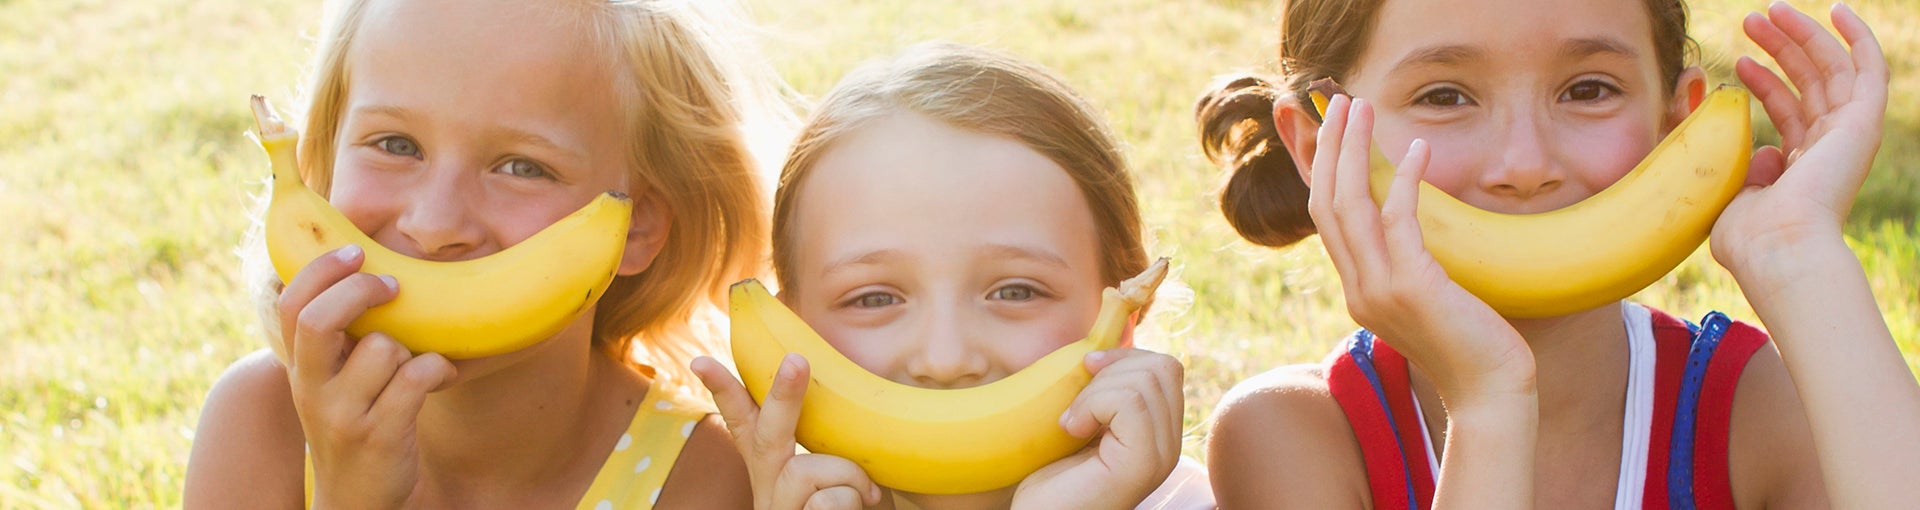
[1664,66,1708,132]
[616,187,672,276]
[1271,96,1322,186]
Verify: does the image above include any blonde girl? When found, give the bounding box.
[693,42,1214,509]
[1198,0,1917,508]
[184,0,788,507]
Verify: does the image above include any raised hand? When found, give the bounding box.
[1716,1,1888,275]
[1012,348,1184,510]
[278,244,457,509]
[1306,95,1533,403]
[693,355,891,510]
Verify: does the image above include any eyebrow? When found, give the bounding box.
[1559,37,1640,61]
[816,244,1071,279]
[1389,44,1484,74]
[978,243,1071,271]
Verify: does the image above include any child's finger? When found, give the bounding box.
[1380,138,1431,273]
[293,273,398,388]
[691,356,761,436]
[1334,99,1391,282]
[366,351,454,438]
[1832,3,1889,94]
[275,245,367,365]
[753,354,809,454]
[1747,145,1788,188]
[774,454,883,509]
[328,332,414,413]
[1307,95,1360,284]
[1745,9,1829,117]
[1771,2,1858,106]
[1736,56,1807,149]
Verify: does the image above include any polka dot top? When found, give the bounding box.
[302,377,712,509]
[575,381,710,509]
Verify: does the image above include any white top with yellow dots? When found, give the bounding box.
[303,377,711,509]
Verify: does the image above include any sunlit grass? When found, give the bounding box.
[2,0,1912,505]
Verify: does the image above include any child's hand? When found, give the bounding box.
[276,245,457,509]
[1308,95,1534,405]
[693,355,891,510]
[1011,348,1183,510]
[1716,2,1886,280]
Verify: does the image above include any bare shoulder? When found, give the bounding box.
[1727,337,1829,508]
[183,349,306,509]
[1206,362,1369,509]
[656,414,752,509]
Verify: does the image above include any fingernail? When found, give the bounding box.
[779,353,801,378]
[334,244,362,263]
[1086,350,1107,364]
[869,485,882,503]
[378,274,398,291]
[1059,410,1074,430]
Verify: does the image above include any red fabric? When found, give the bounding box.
[1691,320,1768,510]
[1641,308,1696,507]
[1327,343,1413,510]
[1370,343,1437,510]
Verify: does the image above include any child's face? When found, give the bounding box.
[1339,0,1687,213]
[329,0,630,262]
[785,111,1108,389]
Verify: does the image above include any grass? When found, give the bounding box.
[1,0,1913,506]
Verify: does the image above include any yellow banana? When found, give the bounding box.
[1308,82,1751,318]
[251,96,632,359]
[729,258,1170,494]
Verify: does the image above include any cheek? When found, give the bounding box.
[1563,120,1659,191]
[812,318,908,378]
[327,154,400,235]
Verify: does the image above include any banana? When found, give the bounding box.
[729,258,1170,494]
[1307,81,1751,318]
[251,96,632,359]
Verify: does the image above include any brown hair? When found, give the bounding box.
[248,0,790,390]
[770,41,1149,302]
[1196,0,1699,248]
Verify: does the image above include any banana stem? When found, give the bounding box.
[1115,257,1170,309]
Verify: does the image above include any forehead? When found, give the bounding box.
[790,111,1099,260]
[346,0,622,121]
[1356,0,1657,76]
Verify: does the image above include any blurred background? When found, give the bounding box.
[1,0,1913,505]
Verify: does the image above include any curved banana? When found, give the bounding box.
[251,96,632,359]
[1308,82,1751,318]
[729,258,1169,494]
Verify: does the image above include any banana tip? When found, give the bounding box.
[1116,257,1170,305]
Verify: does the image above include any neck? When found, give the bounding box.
[412,316,628,492]
[1508,301,1631,430]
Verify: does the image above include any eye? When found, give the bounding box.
[375,136,421,158]
[495,159,551,179]
[987,284,1038,302]
[1560,80,1621,102]
[851,292,899,309]
[1414,86,1471,108]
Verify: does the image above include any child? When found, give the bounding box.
[1198,0,1917,507]
[691,42,1215,509]
[184,0,789,507]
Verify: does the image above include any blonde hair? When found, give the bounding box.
[245,0,791,391]
[770,42,1149,303]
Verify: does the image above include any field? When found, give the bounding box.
[2,0,1914,505]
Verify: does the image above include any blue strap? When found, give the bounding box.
[1348,330,1420,510]
[1666,312,1732,509]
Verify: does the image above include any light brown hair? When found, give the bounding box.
[770,42,1149,301]
[247,0,789,388]
[1196,0,1699,248]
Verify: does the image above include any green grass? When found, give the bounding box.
[2,0,1914,505]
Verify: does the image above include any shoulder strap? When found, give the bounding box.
[1326,330,1433,510]
[1639,308,1766,510]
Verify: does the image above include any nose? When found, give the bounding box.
[394,164,485,261]
[1477,108,1564,201]
[903,301,992,389]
